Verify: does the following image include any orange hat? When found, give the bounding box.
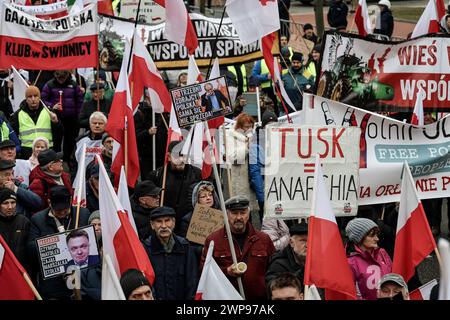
[25,86,40,98]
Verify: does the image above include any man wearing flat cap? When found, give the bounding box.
[78,82,112,130]
[0,188,30,268]
[28,185,90,299]
[29,149,72,211]
[377,273,410,300]
[132,180,162,240]
[10,85,61,159]
[200,195,276,300]
[266,222,308,289]
[142,206,198,300]
[0,159,41,217]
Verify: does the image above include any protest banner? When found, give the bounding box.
[186,204,224,245]
[0,3,98,70]
[36,226,99,279]
[317,32,450,112]
[74,137,103,168]
[9,1,68,16]
[264,124,360,218]
[170,76,232,127]
[98,13,280,70]
[304,93,450,205]
[119,0,165,24]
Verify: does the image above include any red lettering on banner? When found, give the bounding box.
[297,128,312,158]
[375,184,400,196]
[316,128,329,157]
[442,177,450,190]
[259,0,275,5]
[397,42,437,66]
[332,128,345,158]
[279,128,294,158]
[360,186,371,198]
[416,177,438,191]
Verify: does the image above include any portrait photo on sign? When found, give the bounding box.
[36,225,100,280]
[170,76,233,127]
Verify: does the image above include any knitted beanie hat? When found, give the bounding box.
[345,218,378,244]
[25,85,40,98]
[0,188,16,204]
[88,210,100,224]
[120,269,151,299]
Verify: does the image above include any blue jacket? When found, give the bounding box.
[15,181,42,218]
[27,206,90,299]
[251,60,271,85]
[248,128,265,204]
[282,66,314,110]
[142,234,199,300]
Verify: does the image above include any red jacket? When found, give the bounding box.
[29,166,73,212]
[200,223,275,300]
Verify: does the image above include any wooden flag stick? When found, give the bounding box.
[435,247,443,270]
[124,116,129,176]
[221,125,232,197]
[23,272,42,300]
[160,164,168,205]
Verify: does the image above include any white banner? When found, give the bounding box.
[304,93,450,205]
[10,1,68,15]
[264,124,360,218]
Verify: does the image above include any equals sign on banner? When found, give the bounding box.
[304,163,322,173]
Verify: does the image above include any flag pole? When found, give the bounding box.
[205,7,226,79]
[221,124,232,197]
[152,108,156,171]
[124,116,129,176]
[127,0,142,73]
[32,70,42,86]
[75,203,81,229]
[204,120,246,299]
[256,87,262,125]
[160,164,168,205]
[23,272,42,300]
[96,66,100,112]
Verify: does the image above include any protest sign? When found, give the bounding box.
[304,93,450,205]
[186,204,224,245]
[74,137,103,167]
[119,0,165,24]
[317,32,450,112]
[98,13,280,70]
[170,76,232,127]
[242,92,258,117]
[264,124,360,218]
[0,3,98,70]
[36,226,99,280]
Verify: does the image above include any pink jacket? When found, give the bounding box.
[347,245,392,300]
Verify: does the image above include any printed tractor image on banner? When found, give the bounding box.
[264,124,361,219]
[316,32,450,112]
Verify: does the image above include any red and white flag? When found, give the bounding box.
[411,88,425,126]
[187,54,203,84]
[153,0,198,54]
[411,0,440,38]
[410,279,438,300]
[0,3,98,70]
[226,0,280,46]
[392,162,437,282]
[105,41,140,187]
[117,166,138,234]
[98,154,155,300]
[98,0,114,15]
[304,156,357,300]
[0,235,35,300]
[102,254,126,300]
[355,0,372,36]
[72,142,87,208]
[195,241,243,300]
[130,30,172,113]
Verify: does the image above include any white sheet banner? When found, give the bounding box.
[264,124,360,218]
[304,93,450,205]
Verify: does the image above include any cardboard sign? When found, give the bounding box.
[36,225,99,279]
[186,204,224,245]
[170,76,233,127]
[119,0,165,24]
[264,124,361,218]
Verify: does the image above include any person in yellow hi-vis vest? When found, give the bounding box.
[11,86,61,160]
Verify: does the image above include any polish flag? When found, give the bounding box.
[304,156,357,300]
[195,241,243,300]
[105,42,140,187]
[436,0,446,20]
[72,142,87,208]
[11,65,29,113]
[411,88,425,126]
[98,0,114,15]
[117,166,138,234]
[392,162,437,282]
[410,279,438,300]
[187,54,203,84]
[355,0,372,36]
[98,154,155,301]
[101,254,126,300]
[130,30,172,113]
[261,32,296,114]
[411,0,440,38]
[154,0,198,54]
[0,235,35,300]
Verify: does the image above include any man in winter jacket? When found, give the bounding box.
[28,185,90,299]
[132,180,162,240]
[142,206,198,300]
[0,188,30,269]
[327,0,349,29]
[201,196,276,300]
[10,86,61,159]
[0,160,41,217]
[78,83,112,130]
[41,70,84,161]
[373,0,394,38]
[29,149,73,212]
